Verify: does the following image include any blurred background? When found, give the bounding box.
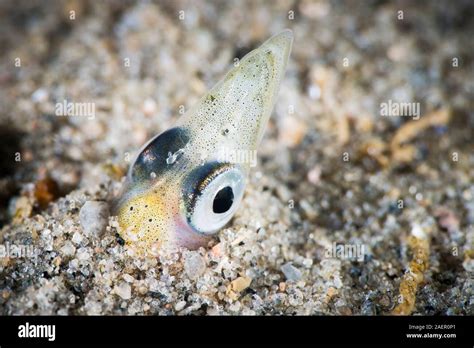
[0,1,473,315]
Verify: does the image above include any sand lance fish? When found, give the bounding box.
[114,30,293,252]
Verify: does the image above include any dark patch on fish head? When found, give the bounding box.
[129,127,190,183]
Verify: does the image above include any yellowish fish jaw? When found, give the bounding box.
[116,187,211,253]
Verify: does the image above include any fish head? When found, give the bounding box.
[115,30,293,252]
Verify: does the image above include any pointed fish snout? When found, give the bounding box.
[261,29,293,64]
[179,29,294,158]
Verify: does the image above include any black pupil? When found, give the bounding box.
[213,186,234,214]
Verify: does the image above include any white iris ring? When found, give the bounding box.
[190,167,245,235]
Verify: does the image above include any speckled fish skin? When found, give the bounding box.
[115,30,293,253]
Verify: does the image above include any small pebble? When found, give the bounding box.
[307,166,322,185]
[281,262,302,282]
[184,252,206,280]
[71,232,83,245]
[114,282,132,300]
[230,276,252,292]
[174,301,186,311]
[79,201,110,238]
[123,274,135,283]
[463,258,474,273]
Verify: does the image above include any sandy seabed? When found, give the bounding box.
[0,1,473,315]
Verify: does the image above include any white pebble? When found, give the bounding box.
[123,274,135,283]
[76,247,90,261]
[61,241,76,256]
[281,262,302,282]
[79,201,110,238]
[72,231,83,245]
[184,252,206,279]
[114,282,131,300]
[31,88,48,103]
[174,301,186,311]
[463,258,474,273]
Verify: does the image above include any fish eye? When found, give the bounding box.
[183,163,245,235]
[213,186,234,214]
